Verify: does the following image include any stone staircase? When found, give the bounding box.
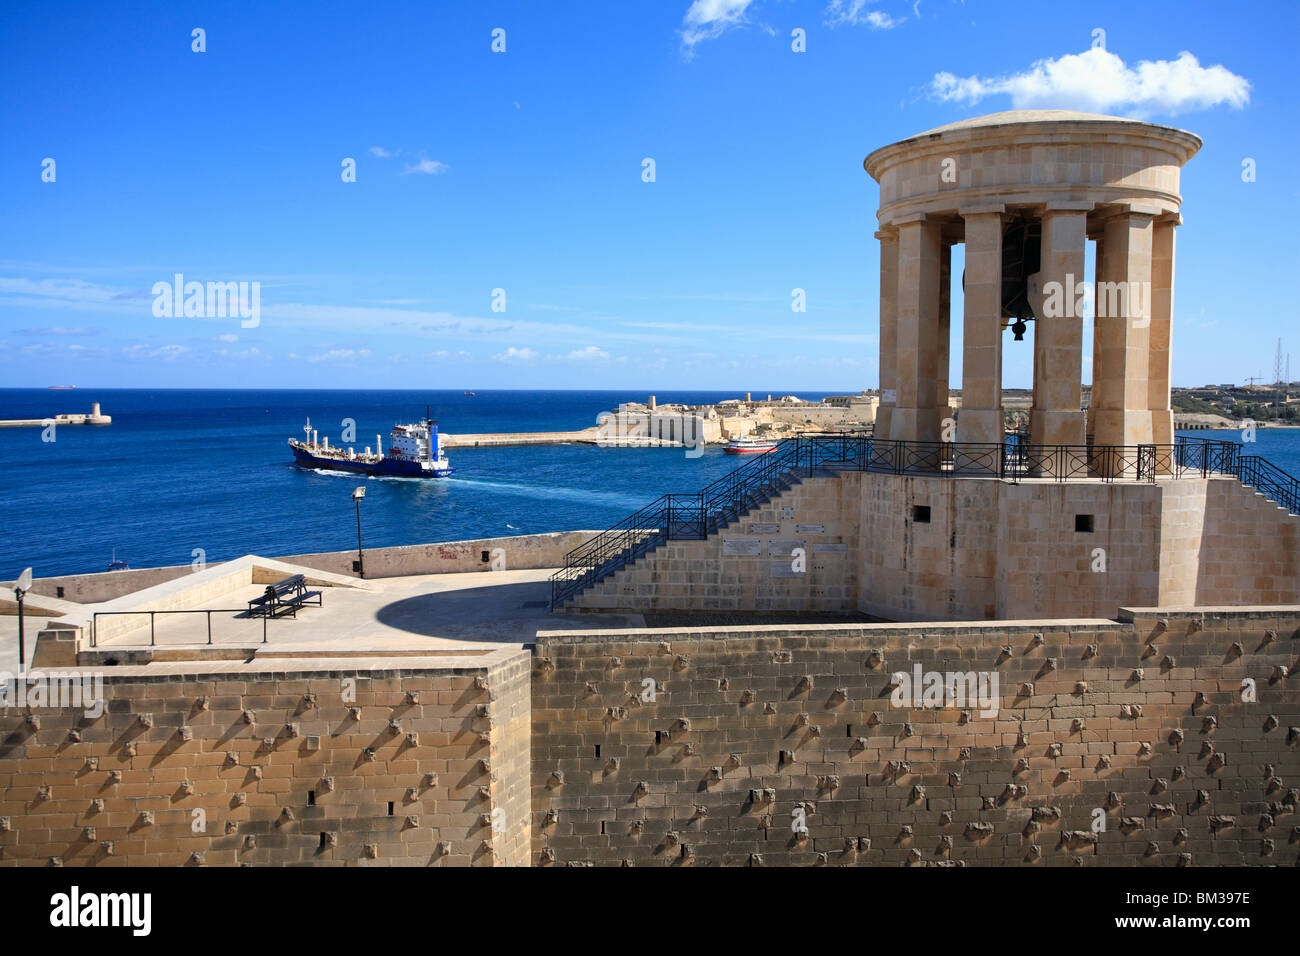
[550,434,862,608]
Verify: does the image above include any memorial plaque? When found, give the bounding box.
[813,542,847,554]
[768,539,805,556]
[770,561,804,579]
[722,538,762,556]
[795,523,825,534]
[749,523,780,534]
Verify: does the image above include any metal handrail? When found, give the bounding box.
[550,433,1295,608]
[90,608,270,648]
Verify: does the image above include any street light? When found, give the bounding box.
[352,487,366,579]
[14,567,32,674]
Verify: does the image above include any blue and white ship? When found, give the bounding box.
[288,408,454,478]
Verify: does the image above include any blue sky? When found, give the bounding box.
[0,0,1294,391]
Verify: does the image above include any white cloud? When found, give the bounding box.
[0,273,701,349]
[562,345,610,361]
[216,333,238,343]
[680,0,756,56]
[16,325,98,336]
[493,346,537,363]
[122,344,189,361]
[929,47,1250,116]
[402,158,449,175]
[369,146,392,158]
[215,346,271,361]
[305,348,372,364]
[0,277,131,304]
[825,1,904,29]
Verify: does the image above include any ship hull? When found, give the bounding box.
[291,446,454,478]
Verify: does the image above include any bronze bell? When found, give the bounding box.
[1011,318,1028,341]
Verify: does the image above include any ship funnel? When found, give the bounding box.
[313,430,318,445]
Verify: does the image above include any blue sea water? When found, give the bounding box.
[0,389,841,577]
[1,388,1297,579]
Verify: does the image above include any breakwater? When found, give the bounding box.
[0,403,110,427]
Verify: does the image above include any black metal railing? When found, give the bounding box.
[550,433,1296,608]
[90,608,271,648]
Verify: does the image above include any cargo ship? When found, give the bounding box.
[288,408,454,477]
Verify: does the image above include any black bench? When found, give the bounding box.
[247,574,322,618]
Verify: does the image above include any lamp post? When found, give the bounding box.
[14,567,32,674]
[352,487,366,579]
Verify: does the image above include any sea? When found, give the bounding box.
[1,388,1297,579]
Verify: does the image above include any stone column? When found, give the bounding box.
[957,207,1004,445]
[890,215,943,444]
[1148,215,1178,451]
[1030,203,1091,457]
[1092,206,1157,471]
[875,228,898,441]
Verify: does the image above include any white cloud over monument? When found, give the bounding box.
[930,47,1250,116]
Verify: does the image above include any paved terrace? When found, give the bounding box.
[88,569,648,653]
[0,561,648,672]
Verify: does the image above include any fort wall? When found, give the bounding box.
[530,608,1300,866]
[567,474,1300,621]
[0,648,530,866]
[3,607,1297,866]
[6,530,600,606]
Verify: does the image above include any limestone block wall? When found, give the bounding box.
[765,405,875,428]
[570,474,859,614]
[279,530,598,579]
[0,649,531,866]
[568,471,1299,622]
[6,530,600,605]
[531,609,1300,866]
[1155,480,1209,607]
[1195,479,1299,606]
[487,651,534,866]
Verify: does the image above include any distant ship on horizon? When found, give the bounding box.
[288,408,454,478]
[47,385,76,390]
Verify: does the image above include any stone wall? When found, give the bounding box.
[1195,480,1300,605]
[571,473,859,613]
[531,609,1300,866]
[486,650,534,866]
[4,604,1298,867]
[863,475,1167,621]
[566,473,1299,622]
[5,530,599,606]
[0,648,531,866]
